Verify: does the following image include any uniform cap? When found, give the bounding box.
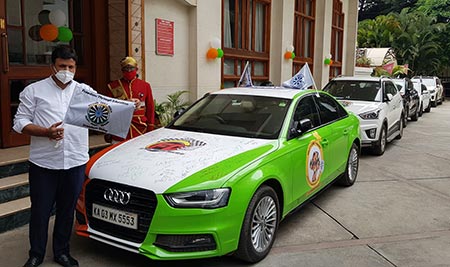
[120,56,138,68]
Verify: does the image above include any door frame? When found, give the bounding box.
[0,0,108,148]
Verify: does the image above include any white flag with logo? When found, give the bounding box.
[64,86,135,138]
[282,63,315,90]
[238,61,254,87]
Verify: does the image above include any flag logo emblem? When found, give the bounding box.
[86,103,111,126]
[145,138,206,154]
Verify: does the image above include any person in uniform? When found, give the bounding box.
[104,56,155,142]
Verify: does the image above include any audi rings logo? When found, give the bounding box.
[103,188,131,205]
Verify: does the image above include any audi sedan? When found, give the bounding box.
[76,87,361,263]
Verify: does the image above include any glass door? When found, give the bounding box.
[0,0,91,148]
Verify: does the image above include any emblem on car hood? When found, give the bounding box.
[145,138,206,154]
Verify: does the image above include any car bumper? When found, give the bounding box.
[358,120,382,147]
[76,187,244,260]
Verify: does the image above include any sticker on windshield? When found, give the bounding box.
[306,139,324,188]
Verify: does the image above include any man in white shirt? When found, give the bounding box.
[13,45,91,267]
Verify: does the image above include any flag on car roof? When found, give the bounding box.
[282,63,315,90]
[238,61,253,87]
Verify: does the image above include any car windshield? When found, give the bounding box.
[168,94,292,139]
[323,81,382,102]
[412,82,423,93]
[420,79,436,87]
[392,80,405,93]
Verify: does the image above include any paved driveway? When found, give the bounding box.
[2,101,450,267]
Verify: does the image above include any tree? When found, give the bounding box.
[358,0,418,21]
[358,9,443,76]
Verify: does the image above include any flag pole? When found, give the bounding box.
[305,63,320,96]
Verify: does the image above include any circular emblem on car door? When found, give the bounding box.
[103,188,131,205]
[306,140,324,188]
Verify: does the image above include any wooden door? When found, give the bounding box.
[0,0,107,148]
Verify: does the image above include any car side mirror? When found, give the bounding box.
[422,88,428,94]
[288,118,313,139]
[173,108,186,119]
[386,93,393,102]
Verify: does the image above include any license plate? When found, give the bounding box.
[92,203,138,229]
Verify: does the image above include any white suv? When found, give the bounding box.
[323,76,404,155]
[412,79,431,116]
[412,76,444,107]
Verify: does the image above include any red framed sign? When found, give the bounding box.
[155,18,174,56]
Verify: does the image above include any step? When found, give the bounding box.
[0,173,29,204]
[0,134,110,233]
[0,197,30,233]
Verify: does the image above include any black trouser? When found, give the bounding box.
[28,162,85,259]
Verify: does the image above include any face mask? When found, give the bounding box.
[54,68,75,84]
[122,70,137,81]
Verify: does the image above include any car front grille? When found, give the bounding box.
[85,179,157,243]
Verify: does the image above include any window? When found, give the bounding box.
[384,82,399,97]
[223,0,271,87]
[293,0,315,74]
[314,94,346,124]
[293,95,320,128]
[329,0,344,79]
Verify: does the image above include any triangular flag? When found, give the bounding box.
[238,61,253,87]
[382,62,395,74]
[282,63,315,90]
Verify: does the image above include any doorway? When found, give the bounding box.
[0,0,108,148]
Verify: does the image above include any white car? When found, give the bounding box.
[411,80,431,116]
[412,76,444,107]
[323,76,404,155]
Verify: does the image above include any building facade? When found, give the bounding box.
[0,0,358,148]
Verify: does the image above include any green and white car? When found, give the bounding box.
[76,87,361,263]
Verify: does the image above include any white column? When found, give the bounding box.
[343,0,359,76]
[313,0,333,89]
[270,0,295,85]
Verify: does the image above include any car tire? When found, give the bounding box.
[403,110,408,128]
[425,101,431,113]
[410,106,419,121]
[337,143,359,186]
[372,124,386,156]
[395,115,404,140]
[432,100,437,107]
[418,103,423,117]
[235,185,280,263]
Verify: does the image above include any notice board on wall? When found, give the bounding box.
[155,18,174,56]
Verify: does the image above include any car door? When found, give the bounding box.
[406,79,419,113]
[313,93,350,179]
[384,81,403,132]
[284,94,331,204]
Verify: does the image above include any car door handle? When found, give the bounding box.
[321,139,329,147]
[343,129,349,135]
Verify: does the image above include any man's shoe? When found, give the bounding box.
[23,256,43,267]
[54,254,79,267]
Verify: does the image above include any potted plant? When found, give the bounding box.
[154,90,190,127]
[355,56,372,67]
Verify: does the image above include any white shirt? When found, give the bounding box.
[13,77,96,170]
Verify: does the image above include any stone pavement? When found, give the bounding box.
[2,101,450,267]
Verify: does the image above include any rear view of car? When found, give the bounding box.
[323,76,404,155]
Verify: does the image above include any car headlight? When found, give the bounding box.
[164,188,231,209]
[359,109,381,120]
